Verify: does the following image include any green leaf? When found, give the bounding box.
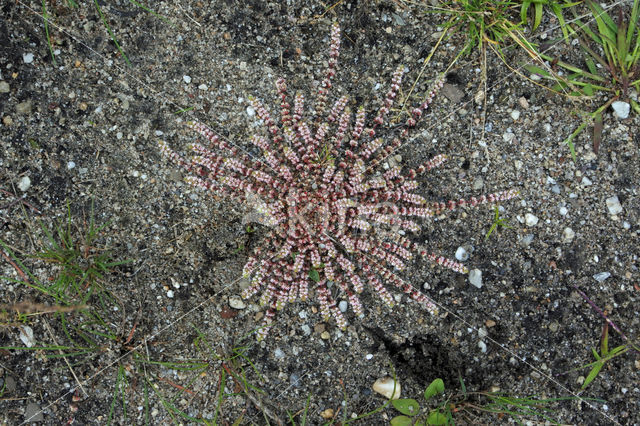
[609,344,627,357]
[426,410,448,425]
[424,378,445,400]
[591,347,601,361]
[582,362,604,389]
[520,1,531,26]
[533,3,543,32]
[585,56,598,75]
[392,399,420,416]
[551,4,570,42]
[308,268,320,282]
[524,64,553,78]
[391,416,413,426]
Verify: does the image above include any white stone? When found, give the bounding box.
[562,227,575,243]
[478,340,487,353]
[166,290,174,298]
[502,132,515,143]
[229,296,246,309]
[559,206,568,216]
[18,176,31,191]
[246,105,255,117]
[612,101,630,119]
[606,196,622,215]
[338,300,348,312]
[525,213,539,226]
[372,376,401,399]
[469,269,482,288]
[183,75,191,84]
[455,246,469,261]
[67,161,75,170]
[593,272,611,282]
[198,84,208,90]
[510,110,520,120]
[20,326,36,347]
[23,53,34,64]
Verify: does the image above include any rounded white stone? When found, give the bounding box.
[372,376,401,400]
[18,176,31,191]
[562,227,575,243]
[612,101,630,119]
[455,246,469,261]
[229,296,246,309]
[525,213,539,226]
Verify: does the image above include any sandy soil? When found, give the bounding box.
[1,1,639,424]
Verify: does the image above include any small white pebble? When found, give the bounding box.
[525,213,539,226]
[183,75,191,84]
[229,296,246,309]
[559,206,568,216]
[510,110,520,120]
[20,325,36,347]
[606,195,622,215]
[338,300,348,313]
[455,246,469,261]
[478,340,487,353]
[198,84,208,90]
[18,176,31,191]
[246,105,255,117]
[166,290,174,298]
[611,101,630,119]
[67,161,75,170]
[469,269,482,288]
[365,354,373,360]
[562,227,575,243]
[23,53,34,64]
[502,132,515,143]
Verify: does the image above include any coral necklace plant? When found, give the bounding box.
[160,23,517,340]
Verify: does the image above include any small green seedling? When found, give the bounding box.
[485,205,512,240]
[389,376,585,425]
[391,378,448,426]
[577,322,629,389]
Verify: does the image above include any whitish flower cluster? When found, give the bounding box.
[160,23,517,340]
